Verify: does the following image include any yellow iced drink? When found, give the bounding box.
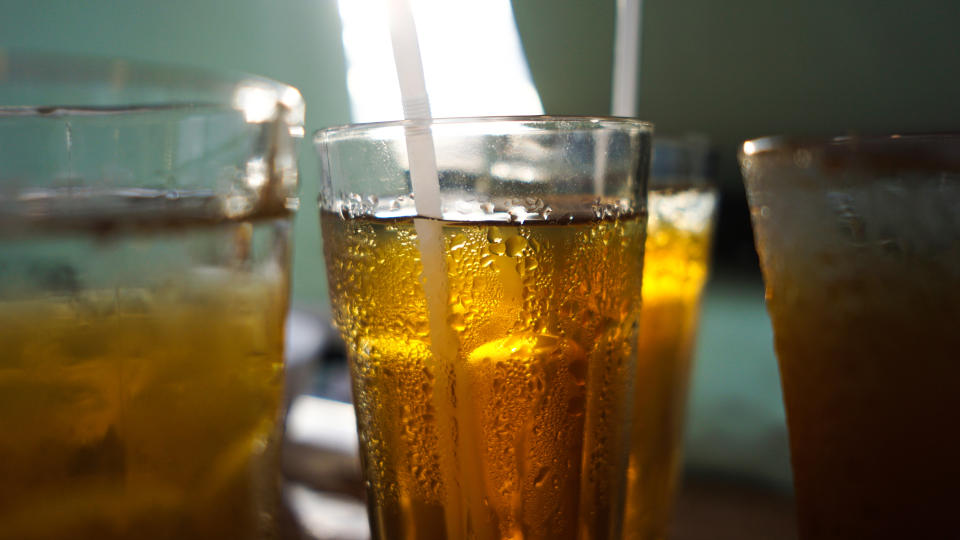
[624,187,715,540]
[0,218,289,540]
[322,207,645,540]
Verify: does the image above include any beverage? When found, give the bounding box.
[317,116,652,539]
[623,187,715,540]
[0,207,290,540]
[0,52,302,540]
[741,135,960,539]
[322,208,645,540]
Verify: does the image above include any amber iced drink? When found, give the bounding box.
[0,53,303,540]
[740,135,960,539]
[623,184,716,540]
[317,117,652,540]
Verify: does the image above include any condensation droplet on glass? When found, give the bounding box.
[505,235,528,257]
[449,233,468,251]
[534,466,550,488]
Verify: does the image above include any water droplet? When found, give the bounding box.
[487,226,503,243]
[449,233,468,250]
[447,313,466,331]
[793,148,813,168]
[879,238,904,257]
[534,466,550,487]
[505,235,528,256]
[568,395,585,417]
[568,357,588,385]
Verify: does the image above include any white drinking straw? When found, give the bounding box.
[386,0,443,219]
[611,0,642,117]
[386,3,470,531]
[385,0,457,371]
[595,0,642,197]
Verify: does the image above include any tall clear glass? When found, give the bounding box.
[624,137,718,540]
[316,116,652,540]
[740,134,960,539]
[0,51,303,539]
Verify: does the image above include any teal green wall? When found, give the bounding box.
[513,0,616,116]
[515,0,960,188]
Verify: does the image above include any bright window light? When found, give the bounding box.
[336,0,543,123]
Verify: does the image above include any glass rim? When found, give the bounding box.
[741,132,960,156]
[740,132,960,173]
[0,48,304,120]
[313,115,654,143]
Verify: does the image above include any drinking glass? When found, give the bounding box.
[740,134,960,539]
[316,116,652,540]
[0,51,304,540]
[624,136,718,540]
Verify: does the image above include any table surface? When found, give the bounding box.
[671,477,798,540]
[282,475,799,540]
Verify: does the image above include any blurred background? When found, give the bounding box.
[2,0,959,536]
